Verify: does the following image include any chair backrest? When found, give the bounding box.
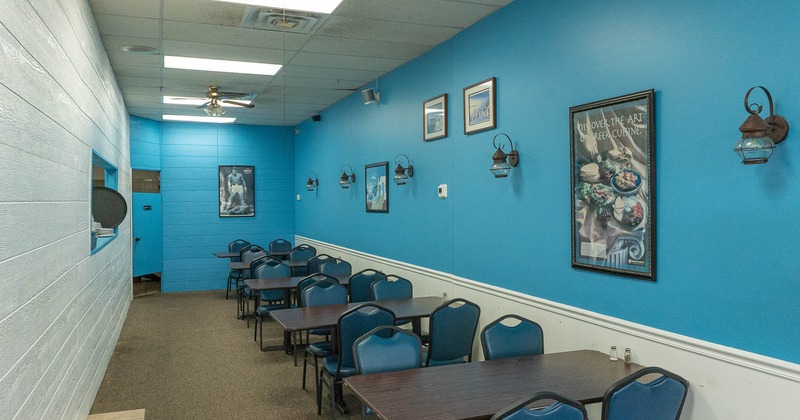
[426,298,481,366]
[354,325,422,375]
[349,269,386,303]
[269,238,292,255]
[602,367,688,420]
[228,239,250,261]
[370,275,413,301]
[319,259,352,277]
[491,391,588,420]
[296,274,340,307]
[289,244,316,262]
[302,280,347,308]
[249,254,273,274]
[481,314,544,360]
[307,254,335,275]
[252,257,291,279]
[240,245,267,264]
[335,303,396,376]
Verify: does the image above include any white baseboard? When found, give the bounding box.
[297,235,800,420]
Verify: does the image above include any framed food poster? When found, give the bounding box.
[219,165,255,217]
[569,90,655,280]
[365,162,389,213]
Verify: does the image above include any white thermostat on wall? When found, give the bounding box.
[438,184,448,199]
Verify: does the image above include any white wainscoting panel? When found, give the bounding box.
[297,236,800,420]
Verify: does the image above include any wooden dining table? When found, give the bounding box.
[213,251,239,258]
[343,349,643,420]
[244,275,350,351]
[269,296,443,353]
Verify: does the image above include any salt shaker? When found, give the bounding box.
[609,346,618,361]
[624,348,632,364]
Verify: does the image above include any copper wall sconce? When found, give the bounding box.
[305,172,318,191]
[734,86,789,164]
[490,133,520,178]
[393,154,414,185]
[339,165,356,189]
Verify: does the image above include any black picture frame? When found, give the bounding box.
[219,165,254,217]
[463,77,496,134]
[365,162,389,213]
[569,89,655,280]
[423,93,448,141]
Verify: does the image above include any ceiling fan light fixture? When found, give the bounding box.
[204,102,226,117]
[164,55,282,76]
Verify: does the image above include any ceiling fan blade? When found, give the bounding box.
[222,100,255,108]
[217,91,249,98]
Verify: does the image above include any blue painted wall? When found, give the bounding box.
[130,116,162,170]
[130,118,296,292]
[295,0,800,363]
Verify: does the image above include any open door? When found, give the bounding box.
[132,170,162,278]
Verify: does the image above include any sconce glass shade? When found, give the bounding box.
[339,172,351,189]
[734,86,790,164]
[490,147,512,178]
[393,164,408,185]
[306,172,318,191]
[306,178,316,191]
[490,133,519,178]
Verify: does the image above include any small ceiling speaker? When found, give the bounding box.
[362,88,379,105]
[312,114,321,122]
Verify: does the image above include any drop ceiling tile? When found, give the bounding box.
[89,0,162,19]
[163,0,250,27]
[161,40,285,64]
[162,20,310,51]
[93,13,160,38]
[290,51,404,72]
[317,16,460,45]
[300,36,427,60]
[334,0,499,28]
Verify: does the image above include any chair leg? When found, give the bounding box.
[302,352,308,390]
[253,315,258,341]
[259,317,264,350]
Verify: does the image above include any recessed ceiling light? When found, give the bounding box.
[163,115,236,123]
[213,0,344,14]
[164,56,282,76]
[120,45,159,54]
[163,96,253,106]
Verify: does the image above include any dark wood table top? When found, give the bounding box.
[344,349,643,420]
[269,296,443,332]
[244,275,350,291]
[213,251,239,258]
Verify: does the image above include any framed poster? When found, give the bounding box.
[423,94,447,141]
[365,162,389,213]
[570,89,655,280]
[463,77,496,134]
[219,165,254,217]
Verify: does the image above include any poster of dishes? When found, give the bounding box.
[570,90,655,280]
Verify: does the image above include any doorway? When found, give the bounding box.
[132,170,162,296]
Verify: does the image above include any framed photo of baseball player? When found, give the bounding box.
[219,165,254,217]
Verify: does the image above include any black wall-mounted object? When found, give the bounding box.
[92,187,128,228]
[312,114,321,122]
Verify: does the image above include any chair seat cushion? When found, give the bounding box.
[322,355,356,377]
[306,341,333,356]
[309,328,331,336]
[255,303,285,316]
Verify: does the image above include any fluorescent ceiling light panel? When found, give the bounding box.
[213,0,343,14]
[163,96,253,106]
[163,115,236,123]
[164,56,282,76]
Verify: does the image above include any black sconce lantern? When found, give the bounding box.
[305,172,318,191]
[339,165,356,189]
[734,86,790,164]
[393,154,414,185]
[490,133,520,178]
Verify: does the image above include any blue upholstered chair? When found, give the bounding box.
[240,254,273,324]
[353,325,422,419]
[319,259,352,278]
[601,366,688,420]
[288,244,316,276]
[251,258,291,350]
[320,304,396,417]
[307,254,335,276]
[481,314,544,360]
[370,275,412,301]
[302,281,348,395]
[424,298,481,367]
[225,239,250,299]
[490,391,588,420]
[269,238,292,259]
[291,274,340,366]
[233,245,267,318]
[348,269,385,303]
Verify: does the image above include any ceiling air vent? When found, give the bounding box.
[241,7,321,33]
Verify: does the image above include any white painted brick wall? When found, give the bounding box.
[0,0,131,418]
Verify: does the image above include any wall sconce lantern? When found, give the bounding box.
[393,154,414,185]
[734,86,790,164]
[362,88,380,105]
[490,133,520,178]
[305,172,318,191]
[339,165,356,189]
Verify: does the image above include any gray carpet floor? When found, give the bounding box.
[90,290,363,420]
